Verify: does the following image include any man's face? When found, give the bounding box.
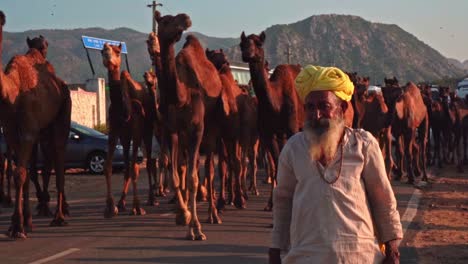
[304,90,344,134]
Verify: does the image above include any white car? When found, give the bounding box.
[367,85,382,94]
[456,86,468,100]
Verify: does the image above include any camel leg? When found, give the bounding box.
[206,152,222,224]
[383,128,394,181]
[248,139,260,196]
[103,133,119,218]
[144,133,158,206]
[186,124,206,241]
[0,151,4,204]
[35,141,53,217]
[463,124,468,164]
[420,117,429,180]
[264,137,279,212]
[216,144,227,212]
[4,150,13,207]
[8,139,35,239]
[130,131,146,215]
[117,136,132,212]
[28,144,43,212]
[404,130,416,184]
[454,125,463,173]
[227,141,244,210]
[50,145,68,226]
[171,133,191,226]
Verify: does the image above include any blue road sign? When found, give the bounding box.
[81,36,128,54]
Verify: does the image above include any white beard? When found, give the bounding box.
[304,117,345,164]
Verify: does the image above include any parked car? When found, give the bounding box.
[0,122,144,174]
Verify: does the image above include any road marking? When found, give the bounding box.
[28,248,80,264]
[401,189,422,236]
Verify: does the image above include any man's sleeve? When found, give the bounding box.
[271,144,297,250]
[362,135,403,243]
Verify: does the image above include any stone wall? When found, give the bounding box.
[70,88,98,128]
[69,78,107,128]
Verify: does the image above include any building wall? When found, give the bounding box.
[70,88,98,128]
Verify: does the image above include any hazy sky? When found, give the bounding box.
[1,0,467,61]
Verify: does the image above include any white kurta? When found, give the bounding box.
[272,128,403,264]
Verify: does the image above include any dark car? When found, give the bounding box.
[0,122,143,174]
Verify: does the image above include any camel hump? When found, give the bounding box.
[183,34,203,50]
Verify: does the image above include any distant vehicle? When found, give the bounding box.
[0,122,143,174]
[367,85,382,94]
[430,87,440,101]
[456,78,468,100]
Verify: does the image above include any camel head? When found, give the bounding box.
[355,76,370,97]
[382,80,404,109]
[146,32,160,58]
[240,31,266,63]
[27,35,48,58]
[101,43,122,71]
[143,70,157,87]
[206,48,229,71]
[438,86,450,98]
[155,11,192,44]
[0,11,5,26]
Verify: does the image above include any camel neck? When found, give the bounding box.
[107,67,120,82]
[160,42,186,106]
[248,60,275,108]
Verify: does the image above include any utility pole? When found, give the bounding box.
[284,43,292,64]
[147,1,163,33]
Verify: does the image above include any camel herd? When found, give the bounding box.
[0,10,467,240]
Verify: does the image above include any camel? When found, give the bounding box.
[146,32,172,198]
[382,78,429,183]
[101,42,157,218]
[205,48,259,211]
[239,31,303,211]
[155,11,210,240]
[0,11,71,238]
[438,88,468,172]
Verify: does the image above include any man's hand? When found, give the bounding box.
[383,240,400,264]
[268,248,281,264]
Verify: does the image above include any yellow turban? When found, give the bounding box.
[295,65,354,102]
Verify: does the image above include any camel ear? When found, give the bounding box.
[27,37,32,48]
[40,35,45,40]
[241,31,246,41]
[259,31,266,43]
[220,48,223,53]
[155,10,162,22]
[205,48,210,56]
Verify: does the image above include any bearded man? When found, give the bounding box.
[269,65,402,264]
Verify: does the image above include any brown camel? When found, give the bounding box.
[101,42,157,217]
[205,48,259,212]
[156,11,208,240]
[239,31,303,211]
[438,88,468,172]
[0,11,71,239]
[382,79,429,183]
[146,32,172,198]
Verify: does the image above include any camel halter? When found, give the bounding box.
[315,134,345,185]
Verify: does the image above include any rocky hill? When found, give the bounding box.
[226,14,464,83]
[1,14,464,84]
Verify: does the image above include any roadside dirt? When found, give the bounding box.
[409,165,468,264]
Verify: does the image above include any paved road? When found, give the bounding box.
[0,168,420,264]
